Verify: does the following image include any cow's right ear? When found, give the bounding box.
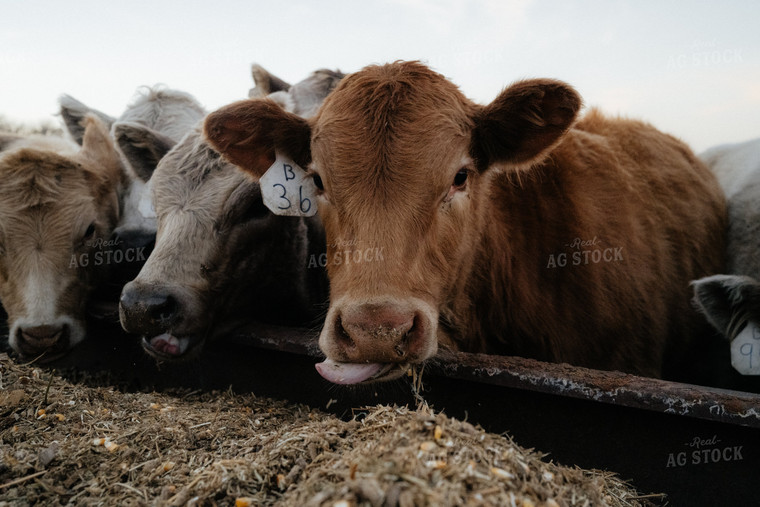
[204,99,312,179]
[113,121,176,182]
[692,274,760,338]
[59,94,116,145]
[472,79,581,169]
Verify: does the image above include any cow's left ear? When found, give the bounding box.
[472,79,581,169]
[249,63,292,98]
[77,115,124,191]
[204,99,312,179]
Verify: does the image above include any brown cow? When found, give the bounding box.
[0,117,122,360]
[205,61,725,384]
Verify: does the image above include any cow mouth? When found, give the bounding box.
[141,333,196,360]
[314,358,408,385]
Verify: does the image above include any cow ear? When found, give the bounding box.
[113,121,176,182]
[473,79,581,169]
[204,99,311,179]
[59,94,116,145]
[249,63,292,98]
[77,115,124,191]
[692,275,760,338]
[288,68,345,118]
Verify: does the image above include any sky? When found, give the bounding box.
[1,0,758,153]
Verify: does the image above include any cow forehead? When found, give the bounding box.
[312,63,475,189]
[0,152,96,213]
[153,155,244,219]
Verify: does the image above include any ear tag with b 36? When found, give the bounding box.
[259,152,318,217]
[730,322,760,375]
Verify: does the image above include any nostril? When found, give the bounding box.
[399,313,426,357]
[148,295,177,324]
[335,316,356,351]
[393,315,419,358]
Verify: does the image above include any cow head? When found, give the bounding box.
[0,116,122,360]
[118,126,321,360]
[205,61,581,383]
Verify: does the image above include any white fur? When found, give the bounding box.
[700,137,760,199]
[116,87,206,146]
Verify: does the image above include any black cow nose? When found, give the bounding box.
[119,282,179,335]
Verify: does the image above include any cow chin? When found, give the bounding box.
[315,296,439,385]
[9,317,85,363]
[141,332,204,361]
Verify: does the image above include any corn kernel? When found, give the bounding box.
[419,441,437,452]
[491,467,515,480]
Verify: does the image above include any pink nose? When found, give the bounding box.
[332,302,431,363]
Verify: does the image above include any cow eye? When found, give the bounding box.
[83,222,96,240]
[312,173,324,191]
[453,169,468,188]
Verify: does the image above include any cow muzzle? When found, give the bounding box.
[315,298,438,384]
[119,281,204,361]
[14,323,72,361]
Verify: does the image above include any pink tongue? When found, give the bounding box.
[150,333,182,356]
[315,359,385,385]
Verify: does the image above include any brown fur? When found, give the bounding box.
[206,61,726,379]
[0,116,122,360]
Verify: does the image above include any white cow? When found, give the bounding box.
[693,138,760,342]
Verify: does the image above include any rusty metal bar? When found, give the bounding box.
[237,322,760,429]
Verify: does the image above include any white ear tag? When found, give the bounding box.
[259,152,318,217]
[730,322,760,375]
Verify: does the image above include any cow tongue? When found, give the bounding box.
[149,333,189,356]
[315,358,388,385]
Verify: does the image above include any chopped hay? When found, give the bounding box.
[0,353,662,506]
